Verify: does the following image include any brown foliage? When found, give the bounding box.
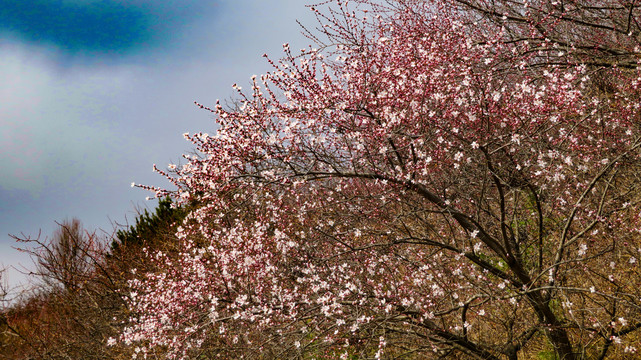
[0,219,133,359]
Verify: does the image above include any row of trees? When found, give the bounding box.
[0,200,185,359]
[3,0,641,359]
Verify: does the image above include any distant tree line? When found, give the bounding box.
[0,198,184,359]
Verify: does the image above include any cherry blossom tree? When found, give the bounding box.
[449,0,641,69]
[123,1,641,358]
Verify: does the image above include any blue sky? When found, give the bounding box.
[0,0,315,293]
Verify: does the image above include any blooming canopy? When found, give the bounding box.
[123,1,641,359]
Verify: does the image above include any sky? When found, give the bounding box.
[0,0,316,294]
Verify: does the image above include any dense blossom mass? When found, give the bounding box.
[123,1,641,359]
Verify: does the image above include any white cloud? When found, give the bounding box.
[0,44,135,195]
[0,0,316,291]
